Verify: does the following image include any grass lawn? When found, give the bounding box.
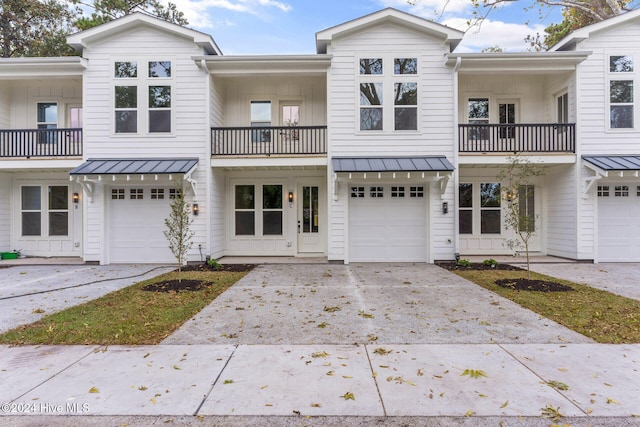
[0,270,247,345]
[449,267,640,344]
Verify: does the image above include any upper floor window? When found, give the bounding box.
[114,60,172,134]
[557,92,569,123]
[358,56,418,132]
[608,54,635,129]
[37,103,57,130]
[251,100,272,142]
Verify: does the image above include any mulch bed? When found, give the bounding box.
[495,278,574,292]
[436,262,523,271]
[142,279,209,292]
[181,263,256,273]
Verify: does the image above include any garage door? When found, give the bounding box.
[109,187,175,263]
[598,184,640,262]
[349,185,427,262]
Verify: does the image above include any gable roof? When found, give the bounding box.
[316,8,463,54]
[550,8,640,51]
[67,12,221,55]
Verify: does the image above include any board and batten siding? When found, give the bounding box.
[0,82,10,128]
[0,172,10,252]
[79,25,211,263]
[6,80,81,128]
[545,165,579,259]
[326,22,456,261]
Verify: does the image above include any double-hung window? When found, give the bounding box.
[37,103,58,143]
[358,57,418,131]
[608,54,634,129]
[114,60,172,134]
[21,185,69,237]
[468,98,489,140]
[234,184,283,237]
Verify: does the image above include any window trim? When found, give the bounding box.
[606,52,636,131]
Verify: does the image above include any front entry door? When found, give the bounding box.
[298,183,322,253]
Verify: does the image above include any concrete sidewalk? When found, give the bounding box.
[0,343,639,426]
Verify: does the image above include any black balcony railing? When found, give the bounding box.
[0,128,83,158]
[212,126,327,156]
[458,123,575,153]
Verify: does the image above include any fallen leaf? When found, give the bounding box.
[500,400,509,408]
[341,392,355,400]
[89,387,100,393]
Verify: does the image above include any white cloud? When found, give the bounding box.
[445,17,546,52]
[378,0,476,20]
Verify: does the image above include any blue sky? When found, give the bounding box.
[167,0,564,54]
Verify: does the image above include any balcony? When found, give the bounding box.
[458,123,575,153]
[0,128,83,158]
[212,126,327,156]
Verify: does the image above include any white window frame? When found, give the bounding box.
[112,58,174,136]
[232,181,286,238]
[606,52,637,131]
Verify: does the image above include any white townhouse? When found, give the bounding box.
[1,7,640,264]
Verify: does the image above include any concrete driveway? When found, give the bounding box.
[529,262,640,301]
[164,263,591,345]
[0,264,174,333]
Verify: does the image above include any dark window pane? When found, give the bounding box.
[235,212,255,235]
[360,58,382,75]
[22,212,41,236]
[459,183,473,208]
[459,210,473,234]
[480,183,501,207]
[360,108,383,130]
[394,58,417,74]
[49,212,68,236]
[518,185,535,232]
[149,61,171,77]
[481,210,501,234]
[263,211,283,235]
[235,185,254,209]
[263,185,282,209]
[49,186,68,210]
[394,83,417,105]
[22,186,41,210]
[115,86,137,108]
[37,103,57,123]
[149,86,171,108]
[611,105,634,128]
[115,111,137,133]
[394,107,417,130]
[114,62,137,78]
[149,110,171,133]
[610,80,633,103]
[360,83,383,105]
[610,55,633,72]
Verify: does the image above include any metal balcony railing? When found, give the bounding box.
[0,128,83,158]
[211,126,327,156]
[458,123,575,153]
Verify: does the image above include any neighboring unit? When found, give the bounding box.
[2,8,640,263]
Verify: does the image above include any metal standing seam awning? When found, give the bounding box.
[331,156,455,199]
[582,155,640,197]
[69,158,199,201]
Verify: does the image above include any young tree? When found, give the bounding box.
[74,0,188,31]
[0,0,79,57]
[497,156,544,279]
[163,180,194,276]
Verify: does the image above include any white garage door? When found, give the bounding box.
[109,187,175,263]
[349,185,427,262]
[598,184,640,262]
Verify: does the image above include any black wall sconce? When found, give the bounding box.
[72,193,79,204]
[192,203,199,216]
[288,191,294,203]
[442,201,448,214]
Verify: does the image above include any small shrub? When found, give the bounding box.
[483,259,498,268]
[456,258,472,267]
[207,258,223,270]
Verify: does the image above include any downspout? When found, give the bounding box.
[201,58,213,262]
[452,56,462,261]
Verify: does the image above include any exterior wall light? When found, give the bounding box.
[442,201,448,214]
[72,193,80,204]
[192,203,199,216]
[288,191,294,203]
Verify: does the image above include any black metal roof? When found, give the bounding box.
[332,156,454,172]
[582,155,640,171]
[70,158,198,175]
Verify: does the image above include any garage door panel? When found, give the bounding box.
[598,184,640,262]
[109,188,175,263]
[349,185,427,262]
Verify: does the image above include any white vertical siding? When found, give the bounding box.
[545,165,579,258]
[6,80,81,128]
[0,172,10,251]
[430,180,455,261]
[210,168,226,259]
[0,82,10,127]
